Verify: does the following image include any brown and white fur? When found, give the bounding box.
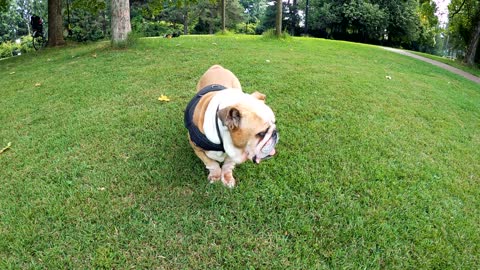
[188,65,278,188]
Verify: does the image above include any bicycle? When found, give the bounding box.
[31,15,47,50]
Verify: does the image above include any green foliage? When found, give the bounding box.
[70,0,107,14]
[448,0,480,48]
[131,17,182,37]
[0,0,10,11]
[235,22,257,34]
[191,0,245,34]
[307,0,432,48]
[257,0,279,33]
[0,35,33,59]
[0,40,13,58]
[0,0,47,43]
[343,0,387,40]
[239,0,267,23]
[261,28,291,39]
[68,8,108,42]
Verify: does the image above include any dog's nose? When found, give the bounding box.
[272,129,278,142]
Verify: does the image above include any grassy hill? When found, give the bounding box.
[1,35,479,269]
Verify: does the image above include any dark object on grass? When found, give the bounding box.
[164,31,181,38]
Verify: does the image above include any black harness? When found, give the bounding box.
[184,84,227,152]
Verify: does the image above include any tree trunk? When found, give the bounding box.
[463,18,480,65]
[47,0,65,46]
[291,0,297,36]
[111,0,131,43]
[305,0,309,35]
[275,0,282,36]
[221,0,226,32]
[183,7,188,35]
[102,10,107,36]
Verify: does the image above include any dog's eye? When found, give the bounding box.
[257,129,268,138]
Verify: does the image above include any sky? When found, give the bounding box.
[434,0,450,26]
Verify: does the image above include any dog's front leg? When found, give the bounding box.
[221,157,236,188]
[190,141,222,183]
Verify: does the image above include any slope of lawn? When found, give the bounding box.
[410,50,480,77]
[0,35,479,269]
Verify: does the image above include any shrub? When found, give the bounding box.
[261,29,291,40]
[20,36,34,53]
[235,23,257,35]
[136,21,182,37]
[0,41,13,58]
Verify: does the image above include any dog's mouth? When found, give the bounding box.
[253,148,276,164]
[252,128,278,164]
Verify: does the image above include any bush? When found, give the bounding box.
[234,22,257,35]
[133,20,182,37]
[0,36,34,59]
[20,36,34,53]
[0,41,13,58]
[261,29,291,40]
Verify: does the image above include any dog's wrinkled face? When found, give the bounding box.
[217,92,278,164]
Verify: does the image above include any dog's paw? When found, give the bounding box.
[208,169,222,183]
[221,173,236,188]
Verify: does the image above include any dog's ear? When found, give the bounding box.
[251,91,266,102]
[218,106,241,130]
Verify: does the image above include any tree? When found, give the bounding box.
[0,0,47,42]
[416,0,439,53]
[48,0,66,46]
[0,0,9,11]
[221,0,225,31]
[239,0,266,24]
[307,0,425,47]
[275,0,281,35]
[343,0,387,41]
[111,0,131,42]
[449,0,480,65]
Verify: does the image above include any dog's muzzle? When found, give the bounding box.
[253,127,279,164]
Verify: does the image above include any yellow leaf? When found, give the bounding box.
[158,95,171,102]
[0,142,11,154]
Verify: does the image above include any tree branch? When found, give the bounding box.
[449,0,467,19]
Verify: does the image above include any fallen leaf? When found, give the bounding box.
[0,142,12,154]
[35,83,41,87]
[158,95,171,102]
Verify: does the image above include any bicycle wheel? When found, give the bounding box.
[33,31,47,50]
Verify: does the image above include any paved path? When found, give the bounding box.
[382,47,480,84]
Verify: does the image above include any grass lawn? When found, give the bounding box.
[410,50,480,77]
[1,35,479,269]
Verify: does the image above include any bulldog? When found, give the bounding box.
[184,65,279,188]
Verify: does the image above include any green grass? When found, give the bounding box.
[410,50,480,77]
[1,35,479,269]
